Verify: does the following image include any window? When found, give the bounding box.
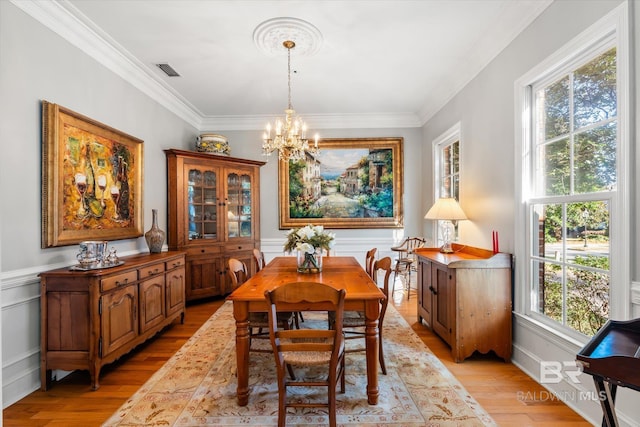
[432,123,461,245]
[439,140,459,200]
[516,5,629,339]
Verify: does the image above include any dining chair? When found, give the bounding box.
[264,281,346,427]
[227,258,294,353]
[331,256,392,375]
[252,248,266,271]
[391,237,426,299]
[365,247,377,279]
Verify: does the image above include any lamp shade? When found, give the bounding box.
[424,198,467,220]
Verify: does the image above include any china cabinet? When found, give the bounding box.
[39,251,186,390]
[165,149,265,301]
[415,244,512,362]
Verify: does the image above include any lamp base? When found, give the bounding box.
[439,220,455,254]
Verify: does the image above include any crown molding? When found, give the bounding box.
[11,0,203,129]
[202,112,422,131]
[12,0,421,131]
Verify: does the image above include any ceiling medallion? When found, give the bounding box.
[253,17,323,57]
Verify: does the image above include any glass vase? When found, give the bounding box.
[296,248,323,273]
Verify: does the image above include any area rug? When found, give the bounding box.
[102,301,496,426]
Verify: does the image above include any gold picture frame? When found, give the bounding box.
[41,101,144,248]
[278,137,404,229]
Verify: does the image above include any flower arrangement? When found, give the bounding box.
[283,224,335,254]
[284,225,335,273]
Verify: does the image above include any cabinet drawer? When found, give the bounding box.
[101,271,138,292]
[186,246,221,256]
[224,243,254,252]
[166,257,185,270]
[138,262,165,279]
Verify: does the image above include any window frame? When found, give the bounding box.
[514,3,630,341]
[431,122,462,246]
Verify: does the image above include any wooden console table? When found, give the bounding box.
[415,244,512,362]
[39,251,186,390]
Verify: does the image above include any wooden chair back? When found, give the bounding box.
[227,258,248,288]
[373,257,392,317]
[252,248,266,272]
[264,281,346,427]
[403,237,426,255]
[365,247,377,279]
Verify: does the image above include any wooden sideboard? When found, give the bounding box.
[39,251,186,390]
[415,244,512,362]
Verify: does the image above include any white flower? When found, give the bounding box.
[283,223,335,253]
[327,232,336,248]
[297,242,315,254]
[297,225,315,240]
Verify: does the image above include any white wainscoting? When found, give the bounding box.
[1,238,399,408]
[260,237,398,267]
[1,268,45,408]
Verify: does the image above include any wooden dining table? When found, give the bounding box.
[226,255,386,406]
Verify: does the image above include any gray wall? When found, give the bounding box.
[0,1,200,407]
[0,1,423,407]
[422,0,637,425]
[2,0,637,424]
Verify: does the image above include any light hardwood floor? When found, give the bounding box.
[3,289,592,426]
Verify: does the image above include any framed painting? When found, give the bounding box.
[41,101,144,248]
[278,137,404,229]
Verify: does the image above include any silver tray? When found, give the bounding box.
[69,260,125,271]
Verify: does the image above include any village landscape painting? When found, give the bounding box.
[278,138,403,229]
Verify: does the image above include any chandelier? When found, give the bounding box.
[262,40,319,161]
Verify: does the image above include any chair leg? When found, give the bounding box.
[379,330,387,375]
[391,269,398,295]
[277,373,286,427]
[329,371,338,427]
[286,364,296,380]
[340,355,346,393]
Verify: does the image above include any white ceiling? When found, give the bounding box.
[45,0,553,129]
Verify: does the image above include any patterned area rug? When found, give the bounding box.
[103,301,496,426]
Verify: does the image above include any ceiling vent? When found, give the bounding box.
[155,63,180,77]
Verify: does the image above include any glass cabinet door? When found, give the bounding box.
[226,172,252,239]
[187,168,218,241]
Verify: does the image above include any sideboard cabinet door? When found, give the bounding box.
[166,265,186,316]
[101,285,138,356]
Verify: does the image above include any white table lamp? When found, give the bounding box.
[424,198,467,253]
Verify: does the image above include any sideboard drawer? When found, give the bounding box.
[138,262,165,279]
[101,271,138,292]
[166,257,185,270]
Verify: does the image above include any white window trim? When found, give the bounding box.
[431,122,462,246]
[514,3,630,336]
